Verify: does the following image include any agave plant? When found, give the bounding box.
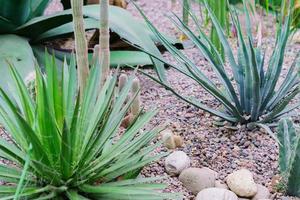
[277,118,300,197]
[135,0,300,125]
[0,0,167,92]
[0,55,181,199]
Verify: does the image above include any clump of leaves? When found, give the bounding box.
[277,118,300,197]
[135,0,300,125]
[0,55,181,200]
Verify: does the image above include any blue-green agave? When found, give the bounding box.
[136,0,300,125]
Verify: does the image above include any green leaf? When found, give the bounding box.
[66,190,91,200]
[35,65,61,168]
[79,182,182,200]
[15,9,73,39]
[261,86,300,123]
[0,87,50,166]
[0,16,18,33]
[110,51,152,67]
[28,0,51,19]
[0,35,35,93]
[248,39,261,121]
[44,47,153,68]
[0,0,31,27]
[0,139,26,165]
[0,164,35,184]
[8,65,35,127]
[14,145,32,200]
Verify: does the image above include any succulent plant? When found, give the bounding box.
[135,0,300,125]
[118,73,129,93]
[131,77,141,116]
[277,118,300,197]
[0,55,182,199]
[119,74,142,128]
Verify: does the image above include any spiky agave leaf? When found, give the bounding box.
[0,54,182,200]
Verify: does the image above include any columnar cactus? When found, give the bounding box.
[131,77,141,116]
[99,0,110,86]
[277,118,300,197]
[71,0,90,93]
[118,73,128,93]
[119,74,142,128]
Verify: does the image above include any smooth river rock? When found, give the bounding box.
[251,184,270,200]
[179,167,216,194]
[226,169,257,198]
[165,151,190,176]
[196,188,239,200]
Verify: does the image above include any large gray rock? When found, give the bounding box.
[179,167,216,194]
[196,188,238,200]
[165,151,190,176]
[226,169,257,198]
[251,184,270,200]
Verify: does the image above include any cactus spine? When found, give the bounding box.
[71,0,89,93]
[99,0,110,86]
[277,118,300,197]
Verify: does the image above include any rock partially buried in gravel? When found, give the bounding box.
[179,167,216,194]
[251,184,270,200]
[161,129,176,149]
[226,169,257,198]
[196,188,238,200]
[165,151,190,176]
